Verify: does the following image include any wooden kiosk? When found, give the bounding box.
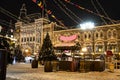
[54,42,81,72]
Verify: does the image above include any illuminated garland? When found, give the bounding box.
[95,0,114,24]
[91,0,108,24]
[64,0,117,23]
[0,19,11,27]
[57,0,82,21]
[0,7,28,23]
[32,0,66,27]
[53,0,79,24]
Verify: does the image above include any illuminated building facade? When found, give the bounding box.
[14,4,120,56]
[53,24,120,56]
[14,4,65,56]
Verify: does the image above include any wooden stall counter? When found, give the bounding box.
[79,60,105,72]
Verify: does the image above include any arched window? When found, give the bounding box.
[78,35,80,39]
[88,32,91,39]
[33,37,35,41]
[88,33,91,39]
[100,30,104,39]
[27,37,29,41]
[83,32,87,40]
[85,34,87,39]
[96,32,99,39]
[30,37,32,41]
[24,37,26,42]
[112,29,117,38]
[21,38,24,42]
[100,32,103,37]
[107,30,112,38]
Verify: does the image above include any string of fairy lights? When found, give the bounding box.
[33,0,118,26]
[0,0,119,30]
[0,6,29,32]
[91,0,115,24]
[91,0,108,25]
[0,7,28,23]
[95,0,115,24]
[0,6,28,36]
[53,0,80,24]
[57,0,83,22]
[0,19,11,27]
[32,0,67,27]
[64,0,118,23]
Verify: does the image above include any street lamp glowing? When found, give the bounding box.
[119,52,120,55]
[25,49,29,53]
[80,52,84,56]
[80,22,95,30]
[34,52,37,55]
[11,35,13,38]
[82,47,87,52]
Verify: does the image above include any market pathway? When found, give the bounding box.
[6,63,120,80]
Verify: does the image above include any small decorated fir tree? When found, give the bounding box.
[39,32,57,62]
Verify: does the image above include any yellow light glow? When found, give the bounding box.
[119,52,120,55]
[82,47,87,52]
[80,52,84,55]
[25,49,29,53]
[92,52,94,55]
[34,52,37,55]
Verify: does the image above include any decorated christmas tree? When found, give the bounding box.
[39,32,57,61]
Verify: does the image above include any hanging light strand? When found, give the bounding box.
[32,0,67,27]
[0,7,28,23]
[57,0,83,22]
[95,0,115,24]
[91,0,108,25]
[64,0,118,23]
[53,0,79,24]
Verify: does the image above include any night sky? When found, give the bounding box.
[0,0,120,28]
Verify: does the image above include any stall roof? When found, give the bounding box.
[54,42,80,50]
[54,43,75,47]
